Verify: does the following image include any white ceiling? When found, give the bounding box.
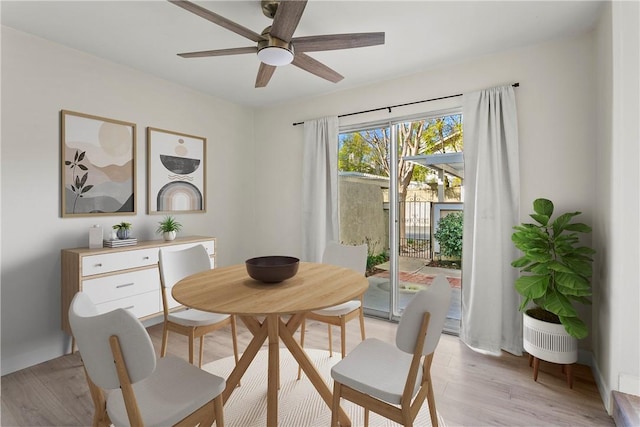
[1,1,604,108]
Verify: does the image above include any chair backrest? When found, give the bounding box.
[396,274,452,355]
[322,241,367,275]
[158,244,212,289]
[68,292,156,390]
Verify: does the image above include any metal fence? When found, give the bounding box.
[399,196,431,259]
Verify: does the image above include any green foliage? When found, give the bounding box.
[112,222,131,230]
[511,198,595,339]
[433,212,463,259]
[156,215,182,233]
[367,252,389,272]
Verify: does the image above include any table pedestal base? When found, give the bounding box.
[222,313,351,427]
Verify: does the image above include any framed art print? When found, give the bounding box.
[61,110,136,217]
[147,127,206,214]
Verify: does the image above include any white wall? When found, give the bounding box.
[593,0,640,411]
[0,27,256,375]
[253,32,598,339]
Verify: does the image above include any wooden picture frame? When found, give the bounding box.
[61,110,136,217]
[147,127,206,214]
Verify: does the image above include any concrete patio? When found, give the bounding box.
[363,257,462,334]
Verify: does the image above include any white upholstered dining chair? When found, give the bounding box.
[298,242,367,379]
[158,244,239,368]
[300,242,368,354]
[330,274,452,427]
[69,292,226,427]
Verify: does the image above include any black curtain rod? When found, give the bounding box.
[292,82,520,126]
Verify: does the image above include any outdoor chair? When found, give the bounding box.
[69,292,225,427]
[158,244,239,368]
[330,274,451,427]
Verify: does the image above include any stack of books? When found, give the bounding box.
[103,238,138,248]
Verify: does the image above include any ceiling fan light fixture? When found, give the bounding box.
[258,46,294,66]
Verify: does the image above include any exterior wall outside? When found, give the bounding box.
[338,179,387,255]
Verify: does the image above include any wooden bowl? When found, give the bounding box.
[245,256,300,283]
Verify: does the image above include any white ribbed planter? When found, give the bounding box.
[523,311,578,364]
[163,231,176,241]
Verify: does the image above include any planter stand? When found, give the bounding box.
[523,311,578,388]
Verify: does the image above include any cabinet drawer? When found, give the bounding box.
[82,269,159,304]
[82,248,158,276]
[95,290,160,318]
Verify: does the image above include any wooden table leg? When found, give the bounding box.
[278,317,352,427]
[222,316,268,403]
[266,315,279,427]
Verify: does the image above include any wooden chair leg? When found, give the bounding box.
[161,323,169,357]
[213,395,224,427]
[359,307,366,341]
[528,353,533,367]
[328,324,333,357]
[340,317,347,359]
[331,381,341,427]
[532,357,540,382]
[230,315,239,365]
[426,371,439,427]
[198,335,205,368]
[364,408,369,427]
[188,331,195,365]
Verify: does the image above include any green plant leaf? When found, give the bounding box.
[515,275,549,299]
[564,222,592,233]
[530,213,549,226]
[546,261,574,273]
[511,256,531,268]
[541,290,577,318]
[559,315,589,339]
[533,198,554,216]
[552,212,580,235]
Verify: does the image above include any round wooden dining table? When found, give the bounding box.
[172,261,368,427]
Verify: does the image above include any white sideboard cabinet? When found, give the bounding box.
[61,235,216,336]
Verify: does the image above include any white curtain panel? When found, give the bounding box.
[460,85,523,356]
[302,116,339,262]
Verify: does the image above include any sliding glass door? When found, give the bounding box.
[338,111,463,331]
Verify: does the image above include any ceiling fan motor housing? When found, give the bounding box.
[257,26,294,66]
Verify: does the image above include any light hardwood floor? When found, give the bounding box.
[1,316,613,426]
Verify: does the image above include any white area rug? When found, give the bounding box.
[202,348,445,427]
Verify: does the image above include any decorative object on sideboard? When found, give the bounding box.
[88,225,103,249]
[511,197,595,388]
[60,110,136,217]
[112,221,132,240]
[156,215,182,241]
[147,127,206,214]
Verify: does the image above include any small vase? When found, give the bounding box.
[163,231,176,241]
[116,229,130,240]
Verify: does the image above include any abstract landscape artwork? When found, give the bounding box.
[147,127,206,214]
[61,110,136,217]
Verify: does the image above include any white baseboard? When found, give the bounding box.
[587,351,612,414]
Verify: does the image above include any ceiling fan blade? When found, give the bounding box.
[270,0,308,42]
[178,46,257,58]
[255,63,277,88]
[292,32,385,53]
[292,53,343,83]
[168,0,265,43]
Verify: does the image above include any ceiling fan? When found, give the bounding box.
[169,0,385,88]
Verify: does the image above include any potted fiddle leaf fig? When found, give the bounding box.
[511,198,595,368]
[156,215,182,241]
